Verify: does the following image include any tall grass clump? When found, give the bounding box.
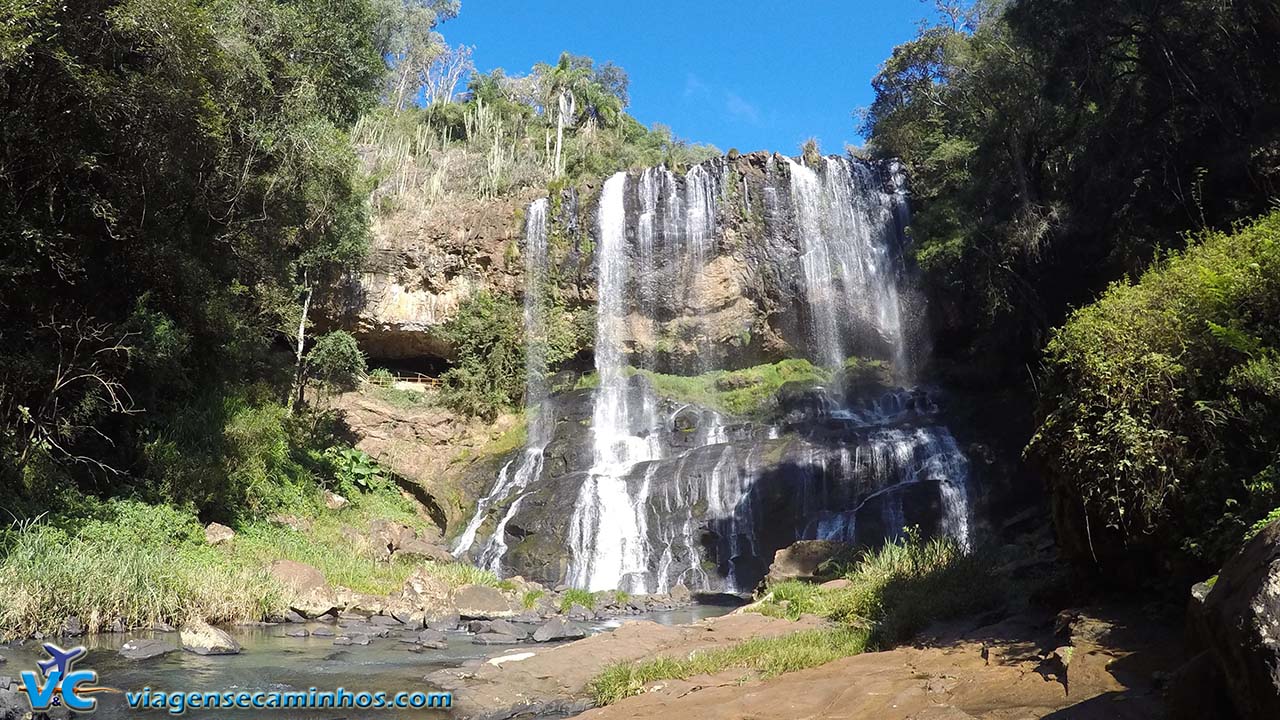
[755,530,1001,646]
[0,502,282,637]
[558,588,598,612]
[589,627,867,706]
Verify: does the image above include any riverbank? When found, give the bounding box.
[578,605,1184,720]
[0,478,689,641]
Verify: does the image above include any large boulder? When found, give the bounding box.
[1199,519,1280,719]
[369,519,416,554]
[396,537,453,563]
[267,559,327,594]
[205,522,235,546]
[290,588,340,619]
[400,567,453,610]
[453,584,515,619]
[669,583,692,604]
[179,621,241,655]
[267,560,336,618]
[765,540,848,584]
[532,617,585,643]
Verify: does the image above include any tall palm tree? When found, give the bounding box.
[539,53,624,177]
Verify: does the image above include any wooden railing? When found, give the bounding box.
[365,371,440,389]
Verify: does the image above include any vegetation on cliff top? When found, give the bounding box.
[355,54,719,217]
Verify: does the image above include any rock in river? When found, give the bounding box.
[119,638,178,661]
[454,584,515,619]
[180,622,241,656]
[474,632,520,645]
[532,617,585,643]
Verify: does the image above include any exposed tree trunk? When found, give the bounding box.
[289,278,314,414]
[554,90,567,177]
[1008,129,1034,210]
[394,60,412,113]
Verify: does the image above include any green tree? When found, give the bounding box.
[0,0,384,508]
[1029,213,1280,574]
[438,291,524,420]
[863,0,1280,379]
[376,0,460,110]
[300,331,367,406]
[537,53,628,177]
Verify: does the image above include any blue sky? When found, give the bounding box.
[444,1,930,154]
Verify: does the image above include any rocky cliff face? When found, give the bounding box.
[329,193,535,361]
[331,152,921,372]
[458,370,980,593]
[331,390,523,532]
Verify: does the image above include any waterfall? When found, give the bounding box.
[451,199,553,567]
[462,153,973,593]
[567,172,665,592]
[786,157,908,370]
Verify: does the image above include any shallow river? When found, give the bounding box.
[1,605,732,719]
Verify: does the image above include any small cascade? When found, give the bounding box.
[451,199,553,568]
[786,157,908,370]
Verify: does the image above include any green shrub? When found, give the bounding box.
[558,588,597,612]
[222,399,315,516]
[1030,212,1280,566]
[324,446,392,495]
[305,331,366,394]
[439,291,524,419]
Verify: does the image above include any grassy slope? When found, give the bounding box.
[0,485,502,638]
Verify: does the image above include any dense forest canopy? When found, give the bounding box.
[864,0,1280,379]
[0,0,395,511]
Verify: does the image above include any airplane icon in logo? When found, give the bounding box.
[36,644,86,679]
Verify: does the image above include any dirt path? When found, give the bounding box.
[577,608,1183,720]
[431,613,829,719]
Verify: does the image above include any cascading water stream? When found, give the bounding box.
[566,172,663,592]
[786,156,908,371]
[451,199,553,568]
